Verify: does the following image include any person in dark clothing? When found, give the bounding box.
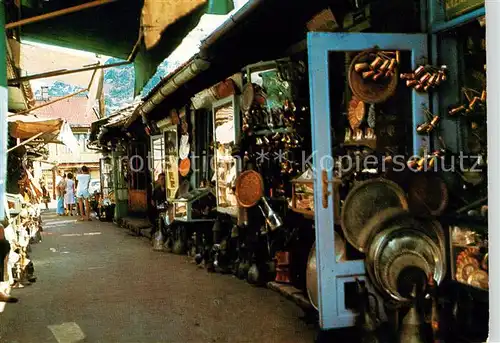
[152,173,167,207]
[149,173,167,236]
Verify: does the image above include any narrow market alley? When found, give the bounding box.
[0,211,316,343]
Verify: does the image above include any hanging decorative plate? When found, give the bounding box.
[347,97,365,130]
[235,170,264,208]
[348,50,398,104]
[467,269,489,289]
[179,135,190,160]
[179,158,191,177]
[366,225,445,302]
[355,207,445,256]
[407,173,449,216]
[242,83,255,112]
[341,178,408,252]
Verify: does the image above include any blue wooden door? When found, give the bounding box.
[307,32,429,330]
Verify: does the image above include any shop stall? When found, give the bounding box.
[88,102,143,221]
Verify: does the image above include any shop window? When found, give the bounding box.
[150,135,165,183]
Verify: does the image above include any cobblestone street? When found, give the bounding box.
[0,211,316,343]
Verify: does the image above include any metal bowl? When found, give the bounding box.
[366,226,445,303]
[348,50,398,104]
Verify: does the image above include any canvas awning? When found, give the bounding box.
[8,114,79,153]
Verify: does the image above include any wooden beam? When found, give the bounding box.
[5,0,118,30]
[8,60,130,85]
[7,132,44,153]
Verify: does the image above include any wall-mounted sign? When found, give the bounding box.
[445,0,484,20]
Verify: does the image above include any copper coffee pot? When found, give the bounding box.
[401,65,447,92]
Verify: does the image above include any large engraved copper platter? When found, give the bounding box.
[235,170,264,208]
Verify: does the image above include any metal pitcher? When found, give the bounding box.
[258,197,283,231]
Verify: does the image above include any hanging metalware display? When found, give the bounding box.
[361,208,447,265]
[340,178,408,252]
[401,64,448,92]
[366,225,445,303]
[179,135,190,160]
[407,172,449,216]
[349,50,399,104]
[416,106,440,135]
[347,96,365,130]
[448,87,487,116]
[234,170,284,231]
[241,83,255,113]
[235,170,264,208]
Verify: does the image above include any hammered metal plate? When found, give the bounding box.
[341,178,408,252]
[235,170,264,208]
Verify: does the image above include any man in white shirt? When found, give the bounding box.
[76,166,91,221]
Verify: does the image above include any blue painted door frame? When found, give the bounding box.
[307,32,429,330]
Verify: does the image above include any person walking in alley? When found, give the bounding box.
[56,172,66,216]
[65,173,76,216]
[40,180,49,210]
[76,166,92,221]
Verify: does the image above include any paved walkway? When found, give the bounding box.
[0,212,316,343]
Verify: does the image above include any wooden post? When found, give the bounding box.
[0,5,7,220]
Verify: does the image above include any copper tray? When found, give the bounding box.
[348,50,398,104]
[235,170,264,208]
[341,178,408,252]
